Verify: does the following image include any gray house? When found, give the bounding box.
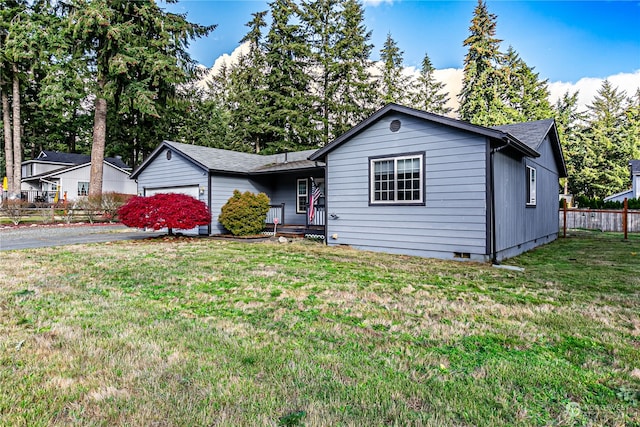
[309,104,567,262]
[19,151,136,203]
[132,104,565,261]
[130,141,325,235]
[604,160,640,203]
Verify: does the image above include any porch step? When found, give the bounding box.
[263,225,324,239]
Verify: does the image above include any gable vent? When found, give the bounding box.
[390,119,401,132]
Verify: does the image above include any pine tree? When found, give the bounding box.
[411,51,451,115]
[554,90,587,195]
[1,0,45,197]
[226,10,271,153]
[332,0,376,136]
[264,0,317,152]
[377,32,408,106]
[69,0,214,194]
[458,0,508,125]
[302,0,340,145]
[581,81,632,198]
[502,46,552,122]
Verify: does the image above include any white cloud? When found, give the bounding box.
[424,68,640,114]
[201,46,640,115]
[197,42,250,89]
[362,0,394,6]
[548,70,640,111]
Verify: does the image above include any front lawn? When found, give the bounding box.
[1,231,638,426]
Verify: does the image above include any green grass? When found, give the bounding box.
[0,231,638,426]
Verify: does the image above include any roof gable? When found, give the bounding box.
[492,119,567,177]
[309,103,539,161]
[35,151,131,170]
[630,160,640,175]
[22,160,131,182]
[131,140,322,179]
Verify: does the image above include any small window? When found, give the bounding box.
[526,166,536,206]
[78,181,89,197]
[370,153,424,205]
[166,150,172,160]
[297,179,308,213]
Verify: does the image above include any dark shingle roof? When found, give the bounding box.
[630,160,640,174]
[36,151,131,170]
[492,119,555,151]
[132,141,322,178]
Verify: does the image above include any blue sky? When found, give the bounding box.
[165,0,640,84]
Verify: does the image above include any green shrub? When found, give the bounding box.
[219,190,270,236]
[572,195,640,209]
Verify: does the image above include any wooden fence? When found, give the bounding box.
[559,199,639,236]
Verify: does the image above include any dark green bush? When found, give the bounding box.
[571,195,640,209]
[218,190,270,236]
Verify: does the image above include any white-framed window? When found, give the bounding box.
[526,166,536,206]
[78,181,89,197]
[296,178,308,213]
[370,153,424,205]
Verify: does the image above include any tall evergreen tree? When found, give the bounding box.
[581,81,633,198]
[1,0,46,196]
[332,0,376,136]
[226,10,271,153]
[302,0,340,145]
[502,46,552,122]
[69,0,214,195]
[264,0,317,152]
[458,0,508,125]
[411,51,451,115]
[377,32,408,106]
[554,90,587,195]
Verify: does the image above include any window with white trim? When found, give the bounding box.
[526,166,536,206]
[78,181,89,197]
[370,153,424,204]
[296,178,308,213]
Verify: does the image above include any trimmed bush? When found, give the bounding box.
[572,195,640,210]
[118,193,210,235]
[218,190,270,236]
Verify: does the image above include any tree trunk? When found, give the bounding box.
[11,65,21,198]
[89,93,107,197]
[2,86,13,195]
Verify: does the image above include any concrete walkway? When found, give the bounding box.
[0,224,164,251]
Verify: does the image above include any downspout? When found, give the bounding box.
[207,172,212,236]
[490,137,512,265]
[323,159,328,246]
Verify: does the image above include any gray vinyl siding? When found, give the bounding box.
[269,175,306,225]
[136,148,208,199]
[210,175,271,234]
[325,113,488,260]
[135,148,209,234]
[493,135,560,259]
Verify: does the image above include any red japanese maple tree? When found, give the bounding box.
[118,193,210,235]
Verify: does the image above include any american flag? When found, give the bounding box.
[308,178,322,223]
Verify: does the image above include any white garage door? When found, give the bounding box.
[144,186,202,235]
[145,185,199,199]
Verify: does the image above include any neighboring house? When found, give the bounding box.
[309,104,567,262]
[134,104,566,262]
[20,151,136,202]
[604,160,640,203]
[130,142,325,236]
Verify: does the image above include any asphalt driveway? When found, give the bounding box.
[0,224,164,251]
